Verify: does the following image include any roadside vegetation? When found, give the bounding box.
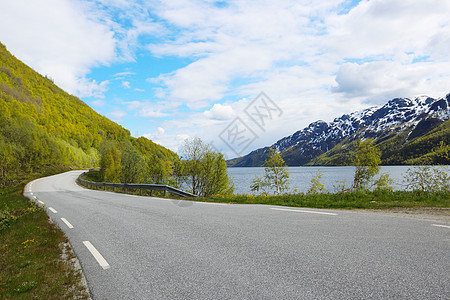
[199,139,449,210]
[87,137,234,197]
[198,190,449,209]
[0,169,90,299]
[89,139,449,210]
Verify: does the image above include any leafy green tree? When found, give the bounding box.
[351,139,381,191]
[404,165,449,192]
[0,139,21,185]
[307,170,326,194]
[146,154,172,184]
[100,145,121,183]
[373,173,394,191]
[120,143,145,183]
[251,148,290,195]
[179,138,233,196]
[180,138,210,195]
[199,151,234,196]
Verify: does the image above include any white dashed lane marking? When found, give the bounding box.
[83,241,110,270]
[432,224,450,229]
[61,218,74,229]
[271,207,338,216]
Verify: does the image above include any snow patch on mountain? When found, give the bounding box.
[275,94,450,153]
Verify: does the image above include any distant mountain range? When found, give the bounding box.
[227,94,450,167]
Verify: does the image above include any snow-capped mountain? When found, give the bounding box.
[227,93,450,167]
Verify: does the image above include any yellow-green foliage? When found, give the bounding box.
[100,144,122,183]
[251,148,290,195]
[0,42,176,184]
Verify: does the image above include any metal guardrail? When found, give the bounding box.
[77,173,197,198]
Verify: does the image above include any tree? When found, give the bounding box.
[100,144,121,183]
[121,143,145,183]
[307,170,326,194]
[199,151,234,196]
[250,148,289,195]
[146,153,172,184]
[351,139,381,191]
[179,138,234,196]
[180,138,209,195]
[404,165,449,192]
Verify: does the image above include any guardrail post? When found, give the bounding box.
[150,189,153,196]
[140,188,142,196]
[164,188,167,197]
[104,183,106,191]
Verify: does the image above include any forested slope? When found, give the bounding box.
[0,42,176,185]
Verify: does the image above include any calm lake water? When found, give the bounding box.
[227,166,415,194]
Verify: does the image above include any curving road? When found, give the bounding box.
[25,171,449,299]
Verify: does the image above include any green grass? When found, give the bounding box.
[197,190,450,209]
[81,170,102,182]
[0,174,90,299]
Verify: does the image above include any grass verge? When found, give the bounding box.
[197,190,450,210]
[0,171,90,299]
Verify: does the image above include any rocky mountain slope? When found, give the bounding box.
[227,94,450,167]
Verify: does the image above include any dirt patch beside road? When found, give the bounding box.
[353,207,450,223]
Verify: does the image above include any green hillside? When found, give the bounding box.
[0,42,176,185]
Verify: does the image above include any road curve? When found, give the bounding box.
[25,171,449,300]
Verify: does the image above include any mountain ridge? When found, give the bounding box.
[227,94,450,167]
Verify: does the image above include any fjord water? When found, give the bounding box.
[228,166,413,194]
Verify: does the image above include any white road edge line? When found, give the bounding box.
[48,207,57,213]
[195,202,227,206]
[60,218,74,229]
[432,224,450,229]
[38,200,44,205]
[271,207,338,216]
[83,241,110,270]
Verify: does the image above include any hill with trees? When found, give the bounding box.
[0,42,176,185]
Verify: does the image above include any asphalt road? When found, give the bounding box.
[25,171,449,300]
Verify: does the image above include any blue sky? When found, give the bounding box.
[1,0,450,158]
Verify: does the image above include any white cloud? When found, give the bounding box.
[125,100,171,118]
[325,0,450,59]
[332,60,450,103]
[144,0,450,112]
[0,0,117,97]
[122,81,131,88]
[114,71,135,79]
[203,104,234,120]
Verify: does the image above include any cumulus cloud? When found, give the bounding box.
[0,0,118,97]
[203,104,234,120]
